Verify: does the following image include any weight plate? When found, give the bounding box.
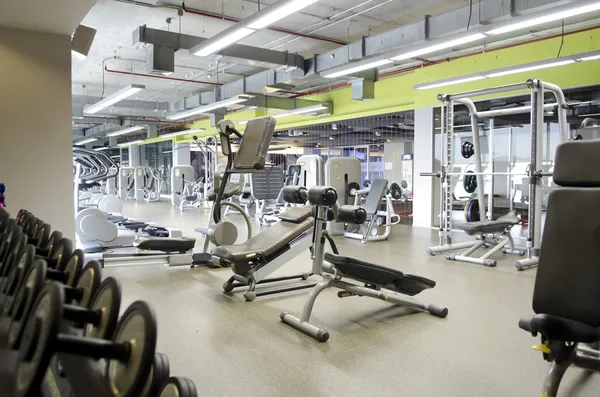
[463,171,477,194]
[464,200,480,223]
[461,141,475,159]
[15,282,63,397]
[388,183,403,200]
[141,353,171,397]
[73,261,102,308]
[63,250,84,287]
[50,238,73,270]
[345,182,360,198]
[34,223,51,249]
[106,301,157,397]
[400,180,408,189]
[8,259,48,350]
[84,277,122,340]
[0,233,26,278]
[43,231,63,258]
[1,245,35,310]
[0,221,20,265]
[159,377,198,397]
[363,179,371,187]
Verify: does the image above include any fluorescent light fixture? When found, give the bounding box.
[93,146,111,151]
[239,104,329,124]
[485,59,575,78]
[85,84,145,114]
[74,137,98,145]
[110,155,120,158]
[167,96,251,121]
[192,28,255,57]
[415,75,486,90]
[106,125,146,137]
[487,2,600,35]
[391,34,486,61]
[117,139,144,147]
[248,0,320,29]
[160,128,206,138]
[323,59,393,79]
[579,54,600,61]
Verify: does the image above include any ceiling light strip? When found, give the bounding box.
[414,50,600,91]
[160,128,206,138]
[85,84,145,114]
[74,137,98,145]
[117,139,145,147]
[106,125,146,137]
[166,96,251,121]
[190,0,321,57]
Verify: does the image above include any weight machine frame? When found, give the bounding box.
[422,79,570,271]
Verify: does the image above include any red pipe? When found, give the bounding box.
[181,2,345,46]
[104,65,222,86]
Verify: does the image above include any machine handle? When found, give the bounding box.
[420,172,440,177]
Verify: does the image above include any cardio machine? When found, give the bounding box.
[201,118,317,301]
[280,185,448,342]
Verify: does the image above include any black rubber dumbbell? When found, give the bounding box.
[16,283,157,397]
[158,377,198,397]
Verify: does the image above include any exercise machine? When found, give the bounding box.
[519,140,600,397]
[421,79,570,268]
[251,166,285,226]
[297,155,324,189]
[201,118,317,301]
[280,185,448,342]
[343,179,403,243]
[325,157,361,235]
[171,165,196,209]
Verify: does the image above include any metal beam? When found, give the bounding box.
[133,26,305,71]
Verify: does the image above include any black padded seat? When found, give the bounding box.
[519,314,600,343]
[324,252,435,296]
[135,237,196,253]
[212,218,313,264]
[120,221,149,230]
[107,215,127,223]
[207,187,240,202]
[278,207,312,223]
[459,211,519,236]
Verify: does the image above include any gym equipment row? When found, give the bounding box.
[421,79,570,269]
[0,209,198,397]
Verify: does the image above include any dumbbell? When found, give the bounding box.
[345,182,362,198]
[16,283,157,397]
[0,219,22,265]
[35,230,63,258]
[142,353,171,397]
[2,249,85,318]
[4,259,102,350]
[158,377,198,397]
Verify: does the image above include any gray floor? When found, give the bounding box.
[103,199,599,397]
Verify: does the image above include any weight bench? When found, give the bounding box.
[444,211,524,267]
[281,186,448,342]
[519,140,600,397]
[213,204,316,301]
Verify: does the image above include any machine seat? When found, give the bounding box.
[211,218,313,266]
[278,207,312,223]
[324,252,435,296]
[519,314,600,343]
[119,221,149,230]
[207,187,240,202]
[107,215,127,223]
[459,211,520,236]
[135,237,196,253]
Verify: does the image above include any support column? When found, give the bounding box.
[173,143,190,166]
[0,27,75,238]
[129,145,140,167]
[413,107,436,228]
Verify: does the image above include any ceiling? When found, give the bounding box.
[0,0,95,35]
[73,0,466,102]
[71,0,600,142]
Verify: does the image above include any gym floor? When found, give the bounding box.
[104,200,599,397]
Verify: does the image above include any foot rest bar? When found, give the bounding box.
[426,241,479,256]
[280,312,330,342]
[514,256,538,271]
[446,254,496,267]
[256,283,317,297]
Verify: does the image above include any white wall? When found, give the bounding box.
[0,27,75,238]
[412,107,436,228]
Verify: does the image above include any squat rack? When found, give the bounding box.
[421,79,570,271]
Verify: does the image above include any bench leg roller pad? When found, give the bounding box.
[280,312,330,343]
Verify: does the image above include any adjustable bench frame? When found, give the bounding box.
[222,229,316,301]
[443,228,524,267]
[281,205,447,342]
